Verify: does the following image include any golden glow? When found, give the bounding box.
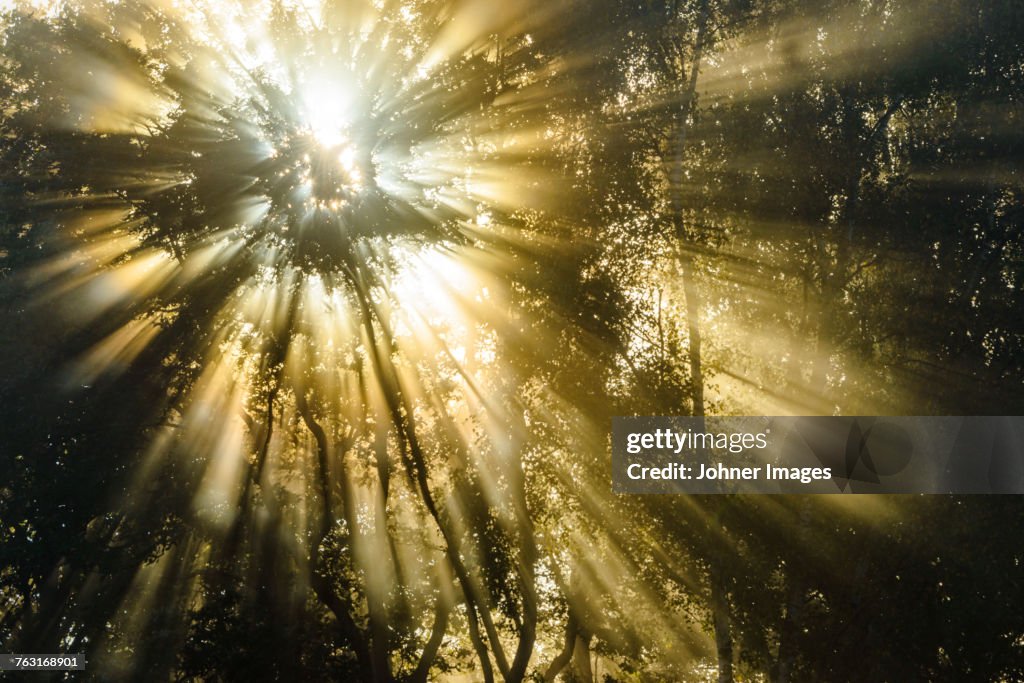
[1,0,940,679]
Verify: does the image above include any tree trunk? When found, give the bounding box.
[543,613,578,682]
[773,572,804,683]
[409,598,451,683]
[571,632,594,682]
[772,500,813,683]
[709,556,734,683]
[347,271,511,681]
[669,2,734,681]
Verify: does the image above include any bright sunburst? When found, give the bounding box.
[3,0,576,678]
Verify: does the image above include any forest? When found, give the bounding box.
[0,0,1022,680]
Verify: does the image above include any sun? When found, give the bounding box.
[302,76,356,148]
